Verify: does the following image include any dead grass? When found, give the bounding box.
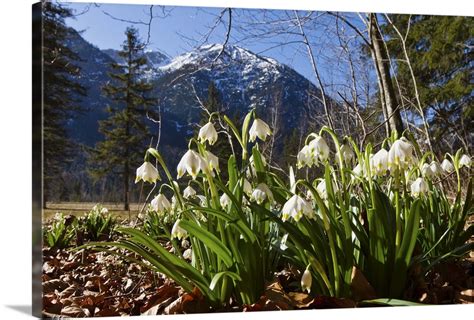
[42,202,141,222]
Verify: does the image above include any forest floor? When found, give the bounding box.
[40,206,474,317]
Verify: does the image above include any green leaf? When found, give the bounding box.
[210,271,242,291]
[179,220,234,267]
[359,298,425,307]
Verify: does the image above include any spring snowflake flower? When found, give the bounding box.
[411,177,429,198]
[220,193,232,209]
[198,122,218,145]
[243,179,253,196]
[196,195,207,207]
[135,161,160,184]
[251,183,273,204]
[316,180,328,200]
[430,161,443,176]
[441,159,454,173]
[297,145,314,168]
[171,219,187,240]
[353,162,365,179]
[183,186,197,199]
[459,154,471,168]
[249,118,272,142]
[183,248,192,260]
[308,135,330,162]
[301,268,312,293]
[337,143,354,163]
[177,150,204,179]
[371,149,389,176]
[202,150,220,174]
[388,137,415,172]
[421,163,434,179]
[151,194,171,214]
[282,194,313,222]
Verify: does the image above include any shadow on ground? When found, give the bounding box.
[6,305,31,316]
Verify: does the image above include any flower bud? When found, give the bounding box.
[220,193,232,209]
[301,268,312,293]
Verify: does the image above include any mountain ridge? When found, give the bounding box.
[64,28,325,160]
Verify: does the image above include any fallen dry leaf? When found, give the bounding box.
[350,267,377,301]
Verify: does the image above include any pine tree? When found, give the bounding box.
[42,1,86,207]
[89,27,156,210]
[383,15,473,151]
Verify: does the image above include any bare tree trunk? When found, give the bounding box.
[368,13,404,136]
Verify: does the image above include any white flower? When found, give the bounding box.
[297,145,314,168]
[251,183,273,204]
[243,179,252,196]
[171,196,178,210]
[353,163,364,178]
[202,150,220,173]
[100,207,109,214]
[177,150,203,179]
[220,193,232,209]
[282,194,313,222]
[183,186,196,199]
[430,161,443,176]
[196,195,207,207]
[459,154,471,168]
[183,248,192,260]
[280,234,289,251]
[441,159,454,173]
[249,118,271,142]
[151,194,171,214]
[171,219,187,240]
[198,122,218,145]
[388,137,415,171]
[411,177,429,198]
[135,161,160,184]
[316,180,328,200]
[301,268,312,293]
[338,144,354,163]
[308,135,330,162]
[371,149,389,176]
[421,163,434,179]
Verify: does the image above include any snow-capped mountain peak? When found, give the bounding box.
[158,43,281,75]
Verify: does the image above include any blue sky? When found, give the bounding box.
[63,2,324,83]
